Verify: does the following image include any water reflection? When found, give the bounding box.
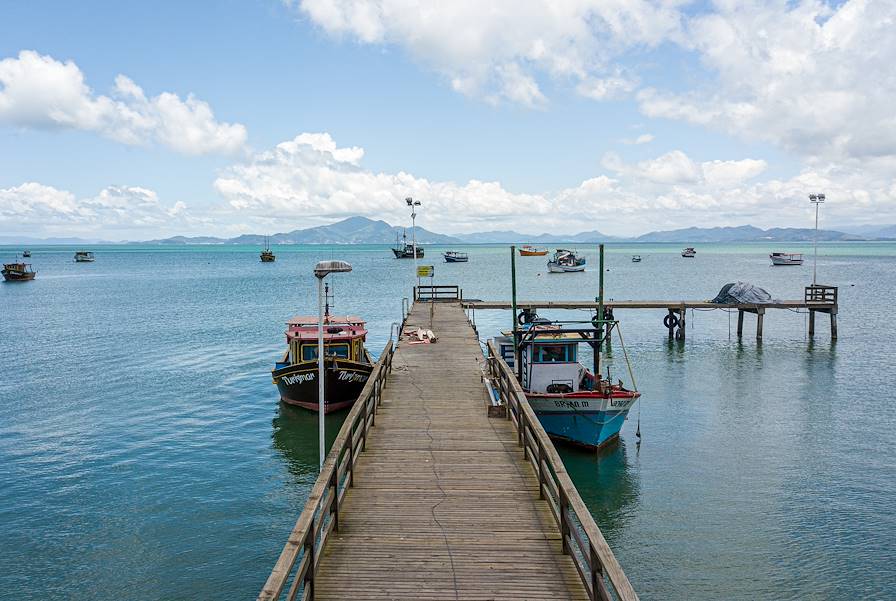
[559,439,640,543]
[271,402,350,481]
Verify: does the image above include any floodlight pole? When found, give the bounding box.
[407,197,421,286]
[313,260,352,471]
[809,193,825,285]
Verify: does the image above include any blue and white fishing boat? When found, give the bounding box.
[494,319,639,449]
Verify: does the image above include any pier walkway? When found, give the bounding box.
[260,300,636,601]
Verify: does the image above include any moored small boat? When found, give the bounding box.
[2,260,36,282]
[770,252,803,266]
[271,291,372,413]
[392,230,423,258]
[74,251,95,262]
[519,245,548,256]
[681,247,696,258]
[260,236,276,262]
[443,251,468,263]
[494,322,639,449]
[22,250,31,258]
[632,255,641,262]
[547,249,586,272]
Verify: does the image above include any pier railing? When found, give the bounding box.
[414,284,462,301]
[486,341,639,601]
[805,284,838,304]
[258,340,395,601]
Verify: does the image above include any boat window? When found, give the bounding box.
[302,343,350,361]
[534,344,575,363]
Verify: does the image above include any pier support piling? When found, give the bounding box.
[756,307,765,340]
[809,309,815,336]
[676,305,686,340]
[831,310,838,339]
[737,310,744,337]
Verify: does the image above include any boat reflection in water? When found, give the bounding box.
[272,403,350,481]
[558,438,641,541]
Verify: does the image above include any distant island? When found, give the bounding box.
[3,217,895,245]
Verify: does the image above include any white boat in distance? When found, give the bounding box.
[547,249,586,272]
[770,252,804,266]
[681,247,696,258]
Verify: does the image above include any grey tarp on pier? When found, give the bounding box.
[712,282,779,304]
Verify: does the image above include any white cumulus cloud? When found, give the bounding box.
[637,0,896,163]
[0,182,196,236]
[214,132,891,236]
[0,50,247,155]
[292,0,681,105]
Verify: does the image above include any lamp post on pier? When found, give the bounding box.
[313,260,353,470]
[406,196,422,285]
[809,193,825,285]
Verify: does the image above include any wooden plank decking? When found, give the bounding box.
[313,301,588,600]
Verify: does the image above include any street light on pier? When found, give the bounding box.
[313,260,352,470]
[809,193,825,285]
[406,196,422,283]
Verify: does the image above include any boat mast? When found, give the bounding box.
[595,244,604,381]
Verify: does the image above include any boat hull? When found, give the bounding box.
[528,393,638,449]
[519,250,548,256]
[2,271,36,282]
[770,257,803,265]
[547,262,586,273]
[392,248,424,258]
[444,255,468,263]
[272,357,373,413]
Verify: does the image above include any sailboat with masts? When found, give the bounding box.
[260,236,276,262]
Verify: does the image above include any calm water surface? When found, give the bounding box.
[1,243,894,600]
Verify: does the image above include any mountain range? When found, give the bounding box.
[139,218,888,244]
[4,217,895,245]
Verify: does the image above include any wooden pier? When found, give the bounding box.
[463,284,839,340]
[259,298,637,601]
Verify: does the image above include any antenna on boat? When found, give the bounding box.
[594,244,605,381]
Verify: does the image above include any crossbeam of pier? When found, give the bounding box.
[259,300,637,601]
[463,285,839,341]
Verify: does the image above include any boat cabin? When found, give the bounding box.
[496,329,591,395]
[283,315,368,365]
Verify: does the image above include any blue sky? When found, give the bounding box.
[1,1,892,239]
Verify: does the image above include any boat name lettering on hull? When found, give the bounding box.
[337,371,369,383]
[554,400,583,409]
[283,373,314,385]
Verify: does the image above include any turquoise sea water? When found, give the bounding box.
[1,242,894,600]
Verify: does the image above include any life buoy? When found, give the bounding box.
[663,313,680,329]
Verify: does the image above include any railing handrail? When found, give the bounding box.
[414,284,462,301]
[804,284,837,304]
[486,340,639,601]
[258,340,395,601]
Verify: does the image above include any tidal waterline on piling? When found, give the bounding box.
[0,242,894,600]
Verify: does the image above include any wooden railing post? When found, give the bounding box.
[559,488,570,555]
[304,531,314,601]
[329,471,339,533]
[537,437,545,499]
